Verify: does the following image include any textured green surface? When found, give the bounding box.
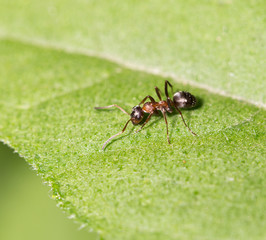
[0,40,265,240]
[0,0,265,105]
[0,0,265,239]
[0,143,98,240]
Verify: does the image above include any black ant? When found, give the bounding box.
[95,80,197,150]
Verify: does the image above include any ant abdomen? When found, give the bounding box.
[173,91,197,108]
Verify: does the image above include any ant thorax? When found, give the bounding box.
[173,91,197,108]
[142,102,155,113]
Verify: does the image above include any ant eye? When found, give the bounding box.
[173,91,196,108]
[130,106,144,124]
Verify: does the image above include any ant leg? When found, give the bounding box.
[94,104,130,116]
[155,87,162,101]
[139,95,156,105]
[161,109,170,144]
[102,119,131,150]
[172,103,197,136]
[135,112,154,133]
[165,80,173,98]
[162,81,174,113]
[139,96,159,114]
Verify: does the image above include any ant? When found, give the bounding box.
[95,80,197,150]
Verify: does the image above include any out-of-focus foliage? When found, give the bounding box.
[0,0,265,105]
[0,142,99,240]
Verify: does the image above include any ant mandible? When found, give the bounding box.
[95,80,197,150]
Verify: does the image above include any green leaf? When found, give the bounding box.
[0,39,265,240]
[0,0,265,239]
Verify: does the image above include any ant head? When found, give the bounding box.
[130,105,144,125]
[173,91,197,108]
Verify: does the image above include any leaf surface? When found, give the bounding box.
[0,40,265,240]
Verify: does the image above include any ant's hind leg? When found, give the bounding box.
[155,87,162,101]
[94,104,130,116]
[165,80,173,98]
[173,104,197,136]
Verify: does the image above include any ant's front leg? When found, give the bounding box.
[135,111,154,133]
[138,95,156,105]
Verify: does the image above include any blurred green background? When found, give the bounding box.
[0,142,98,240]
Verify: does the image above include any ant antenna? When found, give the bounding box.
[94,104,130,115]
[102,119,131,150]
